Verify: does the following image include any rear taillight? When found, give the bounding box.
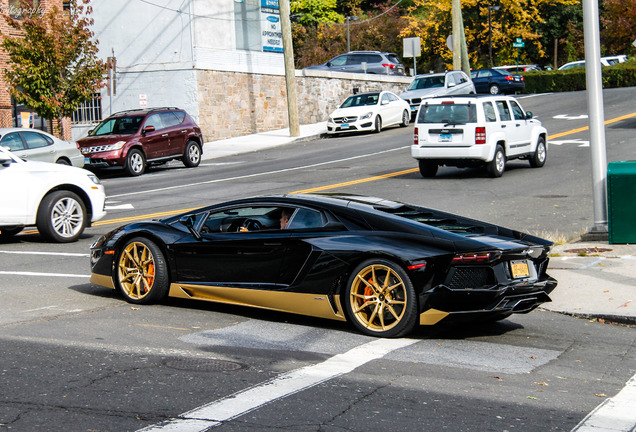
[475,127,486,144]
[382,63,396,69]
[452,252,497,264]
[505,75,514,81]
[414,127,419,145]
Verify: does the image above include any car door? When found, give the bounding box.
[327,54,349,72]
[471,70,491,93]
[159,111,187,156]
[508,99,533,153]
[18,131,56,163]
[171,206,291,287]
[140,113,170,159]
[0,155,30,224]
[495,99,526,156]
[379,93,400,125]
[0,132,27,156]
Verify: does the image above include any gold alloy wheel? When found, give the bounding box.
[118,241,156,300]
[349,264,407,332]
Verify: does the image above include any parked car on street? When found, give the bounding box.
[327,90,411,135]
[470,68,525,94]
[304,51,406,76]
[0,128,84,167]
[399,71,475,120]
[558,55,628,70]
[77,107,204,176]
[88,193,557,338]
[493,64,542,73]
[0,146,106,242]
[411,95,547,178]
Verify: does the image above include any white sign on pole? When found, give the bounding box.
[403,37,421,58]
[139,94,148,108]
[446,34,453,51]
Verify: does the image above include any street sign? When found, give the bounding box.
[403,37,421,58]
[513,37,524,48]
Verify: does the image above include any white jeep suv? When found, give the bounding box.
[411,95,547,178]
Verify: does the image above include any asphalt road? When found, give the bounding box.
[1,88,635,431]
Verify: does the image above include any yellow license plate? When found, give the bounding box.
[511,260,530,278]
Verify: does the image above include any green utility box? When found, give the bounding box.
[607,161,636,244]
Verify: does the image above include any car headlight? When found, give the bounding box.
[361,112,373,120]
[87,173,102,185]
[105,141,126,151]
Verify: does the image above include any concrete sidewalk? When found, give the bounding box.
[201,123,636,326]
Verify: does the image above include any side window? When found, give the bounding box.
[173,111,186,123]
[366,54,383,63]
[496,101,512,121]
[144,113,165,131]
[381,93,391,104]
[458,73,467,83]
[510,101,525,120]
[1,133,25,151]
[160,112,181,128]
[347,54,364,65]
[287,208,325,230]
[21,131,52,149]
[387,93,398,102]
[482,70,493,78]
[482,102,498,122]
[446,74,456,86]
[329,55,347,66]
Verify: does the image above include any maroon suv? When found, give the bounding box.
[77,107,204,176]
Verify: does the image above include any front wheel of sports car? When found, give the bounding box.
[116,237,169,304]
[344,259,417,338]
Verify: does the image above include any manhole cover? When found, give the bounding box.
[564,247,612,254]
[164,358,247,372]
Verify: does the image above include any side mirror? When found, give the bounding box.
[326,61,332,67]
[381,99,389,105]
[179,215,201,240]
[87,129,94,135]
[143,125,155,134]
[447,82,456,88]
[0,153,13,167]
[525,111,533,119]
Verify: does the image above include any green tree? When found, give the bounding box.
[1,0,107,138]
[291,0,344,27]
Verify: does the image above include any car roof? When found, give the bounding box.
[108,107,184,118]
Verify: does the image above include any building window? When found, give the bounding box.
[72,93,102,125]
[9,0,40,19]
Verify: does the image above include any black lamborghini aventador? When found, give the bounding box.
[89,194,557,338]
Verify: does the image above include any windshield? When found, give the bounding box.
[340,93,379,108]
[407,76,445,91]
[417,103,477,124]
[90,116,144,136]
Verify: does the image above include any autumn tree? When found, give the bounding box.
[1,0,107,138]
[600,0,636,56]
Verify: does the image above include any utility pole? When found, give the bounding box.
[279,0,300,137]
[452,0,461,71]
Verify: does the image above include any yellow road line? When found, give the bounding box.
[70,111,636,229]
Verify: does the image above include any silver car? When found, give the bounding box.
[400,71,476,119]
[0,128,84,167]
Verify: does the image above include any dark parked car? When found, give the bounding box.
[78,107,204,176]
[304,51,406,76]
[89,194,557,338]
[470,69,525,95]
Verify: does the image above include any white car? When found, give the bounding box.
[558,55,627,70]
[0,128,84,167]
[0,147,106,242]
[400,71,476,119]
[327,90,411,134]
[411,95,548,178]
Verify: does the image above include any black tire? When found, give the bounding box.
[530,136,547,168]
[487,144,506,178]
[374,115,382,133]
[0,226,23,241]
[418,160,438,178]
[36,191,87,243]
[55,158,71,166]
[489,84,501,95]
[115,237,170,304]
[344,259,418,338]
[124,148,146,176]
[182,140,201,168]
[400,110,410,127]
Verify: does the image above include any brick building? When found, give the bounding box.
[0,0,67,136]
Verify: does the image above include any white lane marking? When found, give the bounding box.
[571,373,636,432]
[108,146,409,199]
[549,139,590,147]
[553,114,589,120]
[138,338,418,431]
[0,250,89,257]
[0,271,89,278]
[105,203,135,210]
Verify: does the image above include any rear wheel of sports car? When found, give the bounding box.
[529,136,547,168]
[374,116,382,133]
[487,144,506,178]
[345,259,417,338]
[125,149,146,176]
[182,140,201,168]
[116,237,169,304]
[400,110,410,127]
[36,191,87,243]
[418,160,438,178]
